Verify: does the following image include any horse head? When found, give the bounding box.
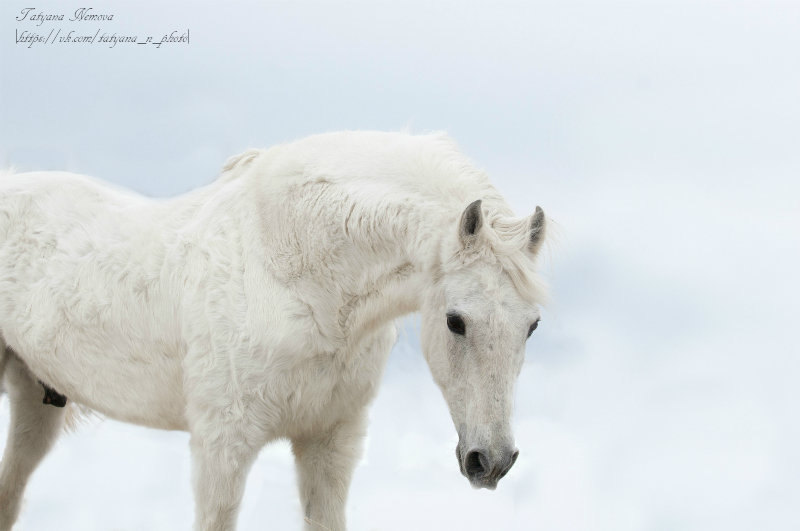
[421,199,547,489]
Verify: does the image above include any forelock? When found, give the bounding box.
[444,209,548,304]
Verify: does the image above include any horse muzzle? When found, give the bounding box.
[455,443,519,489]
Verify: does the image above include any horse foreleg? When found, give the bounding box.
[189,419,262,531]
[0,353,66,531]
[291,412,367,531]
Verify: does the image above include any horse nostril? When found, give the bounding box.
[499,449,520,480]
[465,450,489,479]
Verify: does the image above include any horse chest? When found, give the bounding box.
[269,327,395,437]
[270,354,367,435]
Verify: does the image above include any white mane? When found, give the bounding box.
[218,131,545,303]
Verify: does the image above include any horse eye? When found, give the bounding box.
[446,313,466,335]
[527,319,540,338]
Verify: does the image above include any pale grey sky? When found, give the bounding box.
[2,1,799,530]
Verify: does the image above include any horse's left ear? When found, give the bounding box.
[528,206,546,255]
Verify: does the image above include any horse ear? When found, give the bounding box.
[459,199,483,247]
[528,206,546,255]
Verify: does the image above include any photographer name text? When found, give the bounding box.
[14,7,191,49]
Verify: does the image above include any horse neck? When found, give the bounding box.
[298,188,449,348]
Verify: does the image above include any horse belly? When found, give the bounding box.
[0,176,188,429]
[7,329,188,430]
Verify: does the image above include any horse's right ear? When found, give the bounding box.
[459,199,483,247]
[527,206,546,255]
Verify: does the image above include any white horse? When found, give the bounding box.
[0,131,548,530]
